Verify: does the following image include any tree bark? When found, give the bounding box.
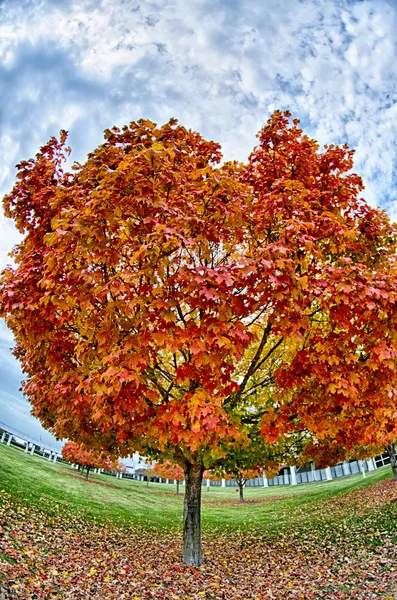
[239,483,244,503]
[386,443,397,481]
[183,462,204,567]
[176,480,180,495]
[85,466,90,480]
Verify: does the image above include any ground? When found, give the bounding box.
[0,445,396,599]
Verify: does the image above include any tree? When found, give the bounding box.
[102,456,127,476]
[1,113,397,566]
[154,461,184,494]
[203,470,233,492]
[216,431,286,502]
[234,469,259,503]
[203,469,222,491]
[62,440,80,467]
[385,443,397,481]
[63,441,126,479]
[61,441,101,480]
[144,467,157,487]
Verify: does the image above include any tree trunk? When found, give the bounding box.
[386,444,397,481]
[85,466,90,480]
[176,480,180,495]
[183,463,204,567]
[239,483,244,503]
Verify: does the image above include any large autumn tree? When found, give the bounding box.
[1,112,397,566]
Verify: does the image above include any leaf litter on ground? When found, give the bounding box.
[0,480,397,599]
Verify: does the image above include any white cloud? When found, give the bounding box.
[0,0,396,430]
[1,1,395,207]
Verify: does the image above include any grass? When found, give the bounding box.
[1,442,397,599]
[0,441,392,532]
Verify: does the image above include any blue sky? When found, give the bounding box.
[0,0,396,447]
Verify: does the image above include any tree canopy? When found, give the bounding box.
[1,111,397,565]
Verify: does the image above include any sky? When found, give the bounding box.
[0,0,396,448]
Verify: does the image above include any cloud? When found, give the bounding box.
[0,0,395,210]
[0,0,396,433]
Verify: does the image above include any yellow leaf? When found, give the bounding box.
[300,275,308,290]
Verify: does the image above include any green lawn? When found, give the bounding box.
[1,442,397,599]
[0,442,392,531]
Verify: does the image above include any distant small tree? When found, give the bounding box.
[203,470,220,492]
[154,461,184,494]
[206,467,259,502]
[62,441,100,480]
[215,428,285,502]
[141,465,157,488]
[62,440,78,465]
[103,456,127,476]
[233,469,260,503]
[203,470,234,492]
[62,441,126,480]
